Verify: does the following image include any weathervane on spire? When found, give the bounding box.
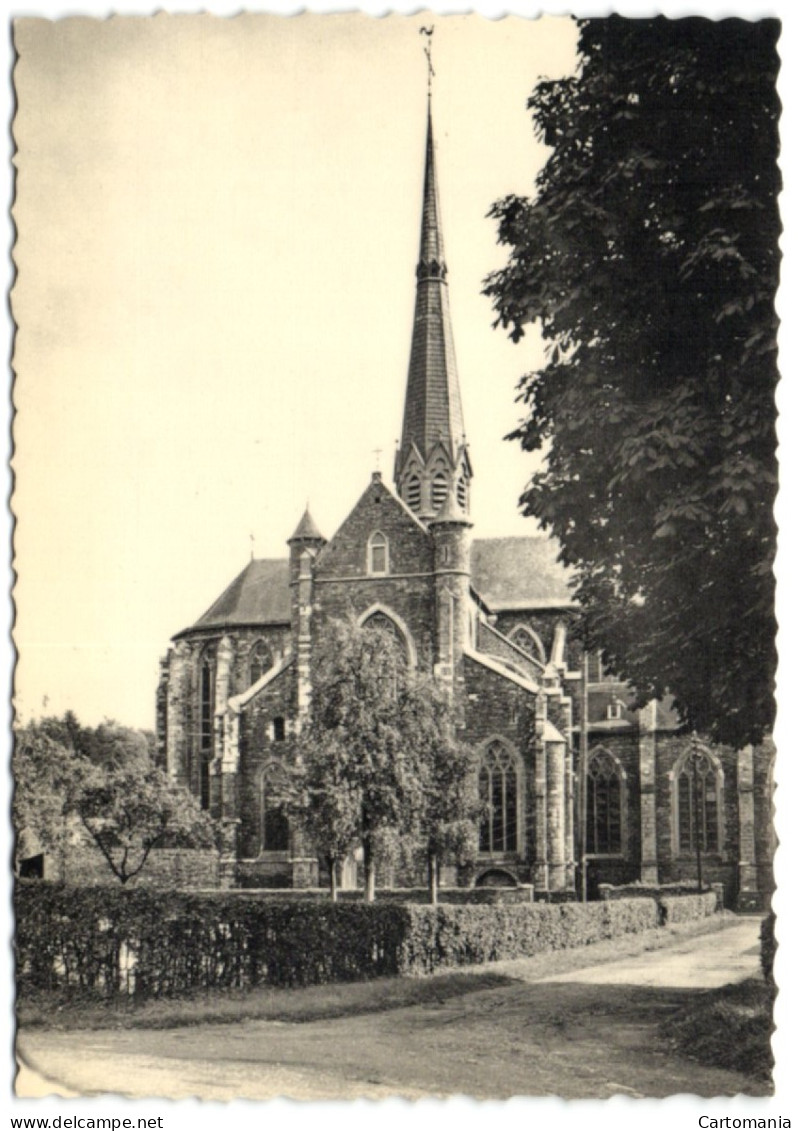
[420,26,435,95]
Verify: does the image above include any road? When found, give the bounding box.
[17,918,765,1100]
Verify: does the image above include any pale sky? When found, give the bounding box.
[12,13,579,728]
[5,0,802,1120]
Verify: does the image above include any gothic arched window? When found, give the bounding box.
[509,624,546,664]
[249,640,273,686]
[368,531,389,575]
[405,475,421,513]
[456,474,468,511]
[478,741,520,855]
[262,767,290,853]
[362,610,408,662]
[586,748,624,855]
[199,644,216,811]
[674,747,721,855]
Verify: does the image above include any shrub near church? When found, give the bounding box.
[17,884,714,1000]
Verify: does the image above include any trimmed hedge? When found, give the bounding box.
[599,881,725,913]
[17,884,720,1001]
[16,883,665,1000]
[16,885,409,998]
[399,899,660,974]
[659,892,717,924]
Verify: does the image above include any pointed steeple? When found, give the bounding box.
[395,101,472,523]
[418,105,446,270]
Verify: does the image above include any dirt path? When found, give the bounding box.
[17,918,766,1101]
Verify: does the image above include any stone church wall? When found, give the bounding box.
[476,620,540,681]
[224,626,292,694]
[237,662,297,861]
[652,735,741,907]
[583,733,642,896]
[462,658,539,883]
[314,477,433,580]
[310,481,439,670]
[313,577,437,670]
[492,609,576,666]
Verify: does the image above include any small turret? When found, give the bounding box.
[288,505,325,546]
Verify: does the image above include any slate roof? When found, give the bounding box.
[289,506,325,542]
[178,534,574,638]
[471,537,575,611]
[177,559,291,635]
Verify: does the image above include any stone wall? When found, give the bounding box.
[492,609,578,667]
[311,481,439,673]
[162,624,291,794]
[582,732,642,896]
[476,620,540,681]
[58,842,220,888]
[462,656,538,884]
[237,662,297,860]
[652,735,741,907]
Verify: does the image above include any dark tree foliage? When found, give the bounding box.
[485,17,780,748]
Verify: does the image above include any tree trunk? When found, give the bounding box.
[364,839,376,903]
[328,857,338,903]
[428,852,439,905]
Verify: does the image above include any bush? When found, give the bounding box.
[398,899,660,974]
[661,978,774,1083]
[760,912,776,983]
[659,892,717,924]
[16,883,666,1001]
[15,884,409,999]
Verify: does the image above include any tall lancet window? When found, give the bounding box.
[368,531,389,575]
[586,749,624,855]
[456,474,468,511]
[199,644,216,811]
[262,765,291,853]
[674,749,721,854]
[478,741,519,854]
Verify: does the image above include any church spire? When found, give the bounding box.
[395,93,472,523]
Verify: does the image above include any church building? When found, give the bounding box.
[156,104,774,909]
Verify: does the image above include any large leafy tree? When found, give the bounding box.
[485,17,780,748]
[294,618,476,902]
[13,714,215,883]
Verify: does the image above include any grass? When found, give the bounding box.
[17,911,744,1033]
[17,969,516,1031]
[661,977,775,1085]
